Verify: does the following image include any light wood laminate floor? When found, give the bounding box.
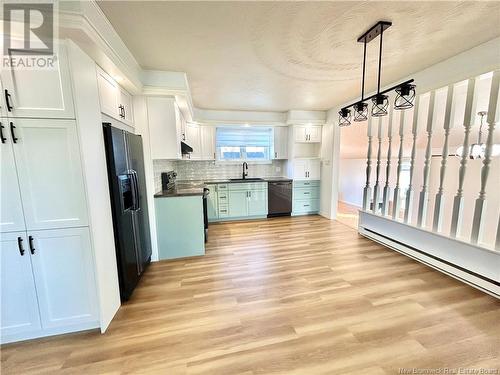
[2,216,499,374]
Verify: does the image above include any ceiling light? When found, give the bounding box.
[353,102,368,122]
[394,83,416,110]
[338,108,351,127]
[338,21,416,126]
[371,94,389,117]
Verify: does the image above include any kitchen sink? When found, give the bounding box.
[229,178,264,181]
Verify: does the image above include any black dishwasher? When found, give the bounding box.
[268,180,293,217]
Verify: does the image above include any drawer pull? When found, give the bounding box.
[304,192,310,195]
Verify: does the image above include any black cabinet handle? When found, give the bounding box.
[0,122,6,143]
[10,122,18,143]
[28,236,35,254]
[18,237,25,256]
[4,89,13,112]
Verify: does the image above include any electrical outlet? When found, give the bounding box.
[276,166,281,172]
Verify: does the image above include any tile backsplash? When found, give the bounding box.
[153,159,286,192]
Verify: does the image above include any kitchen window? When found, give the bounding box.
[216,127,272,161]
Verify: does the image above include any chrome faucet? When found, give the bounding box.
[242,162,248,179]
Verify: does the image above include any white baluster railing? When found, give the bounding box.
[471,70,500,244]
[372,117,384,214]
[450,78,476,238]
[382,107,394,216]
[392,110,406,220]
[417,91,436,228]
[432,84,455,232]
[404,98,420,224]
[362,115,374,211]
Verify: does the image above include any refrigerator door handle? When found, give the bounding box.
[128,170,140,211]
[132,170,141,211]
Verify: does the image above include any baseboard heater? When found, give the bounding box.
[358,211,500,299]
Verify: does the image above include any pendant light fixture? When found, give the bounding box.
[394,82,416,110]
[456,111,500,159]
[338,108,352,127]
[338,21,417,127]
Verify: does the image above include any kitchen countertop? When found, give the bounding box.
[154,177,293,198]
[154,182,206,198]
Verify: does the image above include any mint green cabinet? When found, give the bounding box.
[248,189,267,216]
[293,180,320,216]
[212,182,269,220]
[206,184,218,221]
[228,190,248,217]
[155,196,205,260]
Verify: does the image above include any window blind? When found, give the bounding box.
[216,127,272,148]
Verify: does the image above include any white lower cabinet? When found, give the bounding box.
[0,227,99,344]
[30,227,98,330]
[1,232,41,339]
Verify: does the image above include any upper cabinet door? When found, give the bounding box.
[96,68,119,119]
[273,127,288,159]
[0,119,26,233]
[294,127,307,143]
[185,123,201,160]
[200,126,215,160]
[119,88,134,126]
[12,118,88,231]
[147,97,181,160]
[0,42,74,119]
[307,126,322,143]
[0,232,41,342]
[29,227,98,329]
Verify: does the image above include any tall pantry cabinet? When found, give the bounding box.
[0,42,99,344]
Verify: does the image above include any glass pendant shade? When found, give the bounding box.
[371,94,389,117]
[394,83,416,110]
[353,102,368,122]
[338,108,351,127]
[456,144,500,159]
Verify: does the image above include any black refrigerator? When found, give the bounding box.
[103,123,152,301]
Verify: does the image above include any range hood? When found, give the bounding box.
[181,141,193,154]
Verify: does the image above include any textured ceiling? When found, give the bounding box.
[98,1,500,112]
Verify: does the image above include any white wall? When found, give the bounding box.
[67,40,121,332]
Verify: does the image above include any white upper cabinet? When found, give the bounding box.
[0,120,26,233]
[11,118,88,230]
[0,232,41,341]
[185,123,201,160]
[290,159,320,180]
[294,125,322,143]
[273,126,288,159]
[29,227,98,330]
[96,67,134,127]
[118,88,134,126]
[96,68,119,118]
[0,42,74,119]
[147,97,181,160]
[200,125,215,160]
